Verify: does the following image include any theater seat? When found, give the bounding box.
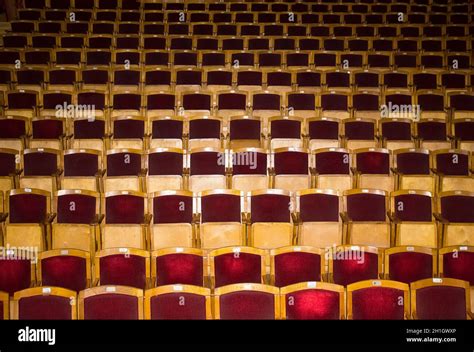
[11,287,77,320]
[78,286,144,320]
[347,280,409,320]
[280,282,345,320]
[213,283,280,320]
[410,278,471,320]
[145,285,211,320]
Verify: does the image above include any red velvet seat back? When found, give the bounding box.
[284,289,341,320]
[84,294,139,320]
[156,254,203,287]
[219,291,275,320]
[100,255,147,290]
[41,255,87,292]
[19,295,72,320]
[274,252,321,287]
[150,292,206,320]
[214,253,262,288]
[352,287,405,320]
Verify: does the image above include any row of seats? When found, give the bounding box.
[3,278,472,319]
[3,68,473,92]
[17,0,474,13]
[5,33,474,51]
[3,90,474,120]
[19,0,473,10]
[1,245,473,292]
[7,21,474,37]
[1,187,472,252]
[1,114,473,150]
[1,146,472,193]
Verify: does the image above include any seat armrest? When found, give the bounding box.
[95,169,106,177]
[45,213,57,224]
[0,213,8,223]
[433,213,449,224]
[143,214,153,225]
[91,214,104,226]
[340,212,351,223]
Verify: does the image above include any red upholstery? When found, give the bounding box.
[214,253,262,288]
[0,258,32,295]
[388,252,433,284]
[41,255,87,292]
[156,254,203,287]
[416,286,467,320]
[149,292,206,320]
[284,289,340,320]
[99,255,147,290]
[19,295,72,320]
[333,251,379,286]
[274,252,321,287]
[352,287,405,320]
[442,251,474,285]
[83,294,139,320]
[219,291,275,320]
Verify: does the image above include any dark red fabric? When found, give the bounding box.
[106,152,141,177]
[219,291,275,320]
[416,286,467,320]
[352,287,405,320]
[106,195,144,224]
[151,119,183,139]
[84,294,139,320]
[441,195,474,223]
[271,120,301,139]
[287,93,315,110]
[32,119,63,139]
[345,120,375,140]
[201,194,241,223]
[231,152,267,176]
[389,252,433,284]
[214,253,262,288]
[393,194,432,221]
[74,119,105,139]
[0,118,26,139]
[64,152,98,177]
[321,94,348,111]
[0,258,31,295]
[443,251,474,285]
[189,119,220,139]
[251,194,290,223]
[0,152,16,177]
[333,251,379,286]
[308,119,338,140]
[23,151,58,176]
[436,152,469,176]
[356,151,390,174]
[148,152,183,176]
[150,293,206,320]
[41,255,87,292]
[230,119,261,141]
[9,193,47,223]
[274,252,321,287]
[156,254,203,287]
[253,93,281,110]
[274,151,308,175]
[0,301,3,320]
[285,289,341,320]
[300,193,339,222]
[100,254,147,289]
[57,193,96,224]
[315,151,350,175]
[218,93,247,110]
[153,195,193,224]
[346,193,386,221]
[19,295,72,320]
[113,119,145,140]
[190,152,225,176]
[396,152,430,175]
